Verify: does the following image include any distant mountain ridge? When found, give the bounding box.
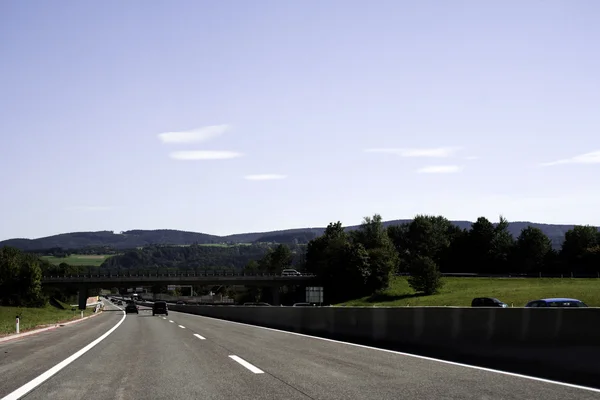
[1,220,596,251]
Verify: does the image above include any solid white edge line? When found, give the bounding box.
[229,355,264,374]
[1,307,126,400]
[178,325,185,329]
[193,334,206,340]
[170,311,600,393]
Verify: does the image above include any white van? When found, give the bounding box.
[281,269,302,276]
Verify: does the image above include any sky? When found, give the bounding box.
[1,0,600,240]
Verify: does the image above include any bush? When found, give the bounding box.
[407,256,444,295]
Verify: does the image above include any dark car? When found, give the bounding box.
[471,297,508,308]
[125,303,138,314]
[525,298,588,308]
[152,301,168,316]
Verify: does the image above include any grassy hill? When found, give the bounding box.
[0,220,593,251]
[337,276,600,307]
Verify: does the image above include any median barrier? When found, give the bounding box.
[168,305,600,388]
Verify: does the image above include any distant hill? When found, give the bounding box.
[0,220,594,251]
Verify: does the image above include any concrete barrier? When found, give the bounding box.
[168,305,600,388]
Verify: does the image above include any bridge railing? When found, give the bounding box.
[41,271,317,279]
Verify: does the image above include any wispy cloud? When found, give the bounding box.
[169,151,243,160]
[539,150,600,167]
[244,174,287,181]
[464,156,480,160]
[65,206,112,211]
[157,124,230,144]
[364,147,461,157]
[416,165,463,174]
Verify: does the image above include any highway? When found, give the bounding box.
[0,301,599,399]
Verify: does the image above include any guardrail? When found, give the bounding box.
[42,272,316,279]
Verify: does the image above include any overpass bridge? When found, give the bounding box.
[41,271,319,309]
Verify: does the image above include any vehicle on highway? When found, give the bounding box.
[125,303,139,314]
[152,301,168,316]
[281,268,301,276]
[292,302,316,307]
[117,301,123,306]
[243,302,271,306]
[176,301,185,305]
[525,298,588,308]
[471,297,508,308]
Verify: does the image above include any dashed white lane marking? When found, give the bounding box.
[229,355,264,374]
[178,325,185,329]
[193,334,206,340]
[169,320,174,323]
[162,317,166,320]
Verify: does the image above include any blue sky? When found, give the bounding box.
[1,0,599,240]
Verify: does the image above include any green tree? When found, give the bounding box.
[490,216,515,273]
[351,214,398,293]
[243,260,260,274]
[406,215,453,263]
[512,226,552,273]
[560,225,599,272]
[0,246,45,306]
[269,244,293,272]
[305,222,371,303]
[18,254,45,306]
[387,223,410,270]
[407,256,444,295]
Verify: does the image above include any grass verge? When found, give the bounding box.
[337,276,600,307]
[0,300,97,336]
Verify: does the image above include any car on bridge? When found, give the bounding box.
[152,301,168,316]
[281,269,301,276]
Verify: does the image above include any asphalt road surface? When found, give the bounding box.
[1,302,599,400]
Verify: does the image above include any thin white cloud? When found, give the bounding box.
[364,147,461,157]
[244,174,287,181]
[416,165,463,174]
[539,150,600,167]
[464,156,480,160]
[65,206,112,211]
[157,124,230,144]
[169,151,243,160]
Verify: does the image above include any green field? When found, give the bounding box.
[337,277,600,307]
[41,254,114,266]
[0,302,96,336]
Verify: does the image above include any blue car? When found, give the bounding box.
[525,298,588,308]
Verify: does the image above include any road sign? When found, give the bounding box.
[305,287,323,304]
[167,285,177,291]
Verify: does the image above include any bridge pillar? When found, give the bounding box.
[271,286,281,306]
[78,286,88,310]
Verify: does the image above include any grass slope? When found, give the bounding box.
[41,254,114,266]
[0,301,96,336]
[338,277,600,307]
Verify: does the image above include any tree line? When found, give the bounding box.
[314,214,600,302]
[100,244,303,270]
[242,214,600,304]
[3,213,600,307]
[0,247,46,306]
